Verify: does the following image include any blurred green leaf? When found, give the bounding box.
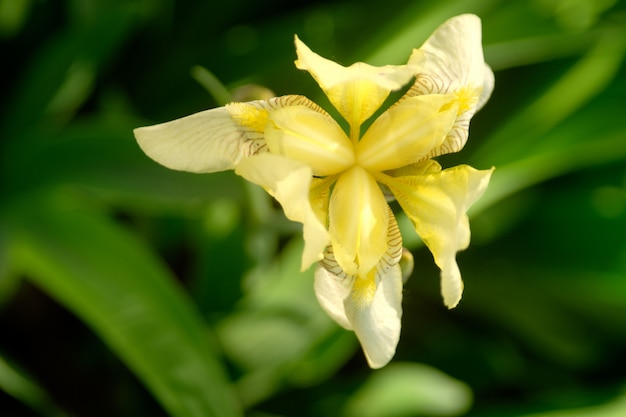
[476,28,626,167]
[6,193,242,417]
[1,114,245,208]
[0,227,20,308]
[0,353,68,417]
[217,238,356,408]
[362,0,500,65]
[343,362,473,417]
[0,0,34,37]
[518,390,626,417]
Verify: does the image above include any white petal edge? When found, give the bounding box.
[314,263,403,368]
[135,106,252,173]
[235,153,330,270]
[346,264,403,369]
[134,95,321,173]
[404,14,494,157]
[314,265,353,330]
[410,14,490,94]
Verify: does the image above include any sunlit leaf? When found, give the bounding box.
[343,362,472,417]
[518,390,626,417]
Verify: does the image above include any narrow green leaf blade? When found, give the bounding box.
[8,197,242,417]
[0,353,68,417]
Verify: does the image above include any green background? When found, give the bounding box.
[1,0,626,416]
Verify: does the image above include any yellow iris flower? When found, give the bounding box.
[134,14,494,368]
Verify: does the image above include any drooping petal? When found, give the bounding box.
[134,95,319,173]
[405,14,494,157]
[314,264,352,330]
[329,166,389,277]
[356,94,458,171]
[315,208,405,368]
[345,264,403,369]
[294,35,415,129]
[235,153,330,270]
[265,105,355,176]
[375,165,493,308]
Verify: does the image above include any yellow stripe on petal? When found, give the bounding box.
[226,102,270,132]
[265,105,355,176]
[329,166,389,277]
[352,268,378,306]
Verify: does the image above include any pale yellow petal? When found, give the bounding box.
[235,153,330,270]
[294,35,415,128]
[314,264,353,330]
[134,95,316,173]
[265,105,355,176]
[409,14,491,99]
[316,255,404,368]
[405,14,494,157]
[320,206,402,290]
[316,208,405,367]
[309,176,336,227]
[385,159,442,177]
[374,207,403,281]
[329,166,389,277]
[375,165,493,308]
[356,94,458,171]
[345,264,403,369]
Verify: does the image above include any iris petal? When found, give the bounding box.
[329,166,389,277]
[345,264,403,369]
[376,165,493,308]
[134,95,314,173]
[314,265,352,330]
[404,14,495,157]
[235,153,330,270]
[266,105,355,176]
[294,35,415,129]
[315,207,405,367]
[357,94,458,171]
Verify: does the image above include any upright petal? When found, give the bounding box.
[295,36,415,129]
[356,94,457,172]
[375,165,493,308]
[405,14,494,157]
[409,14,492,105]
[265,105,355,176]
[329,166,389,277]
[134,95,319,173]
[235,153,330,270]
